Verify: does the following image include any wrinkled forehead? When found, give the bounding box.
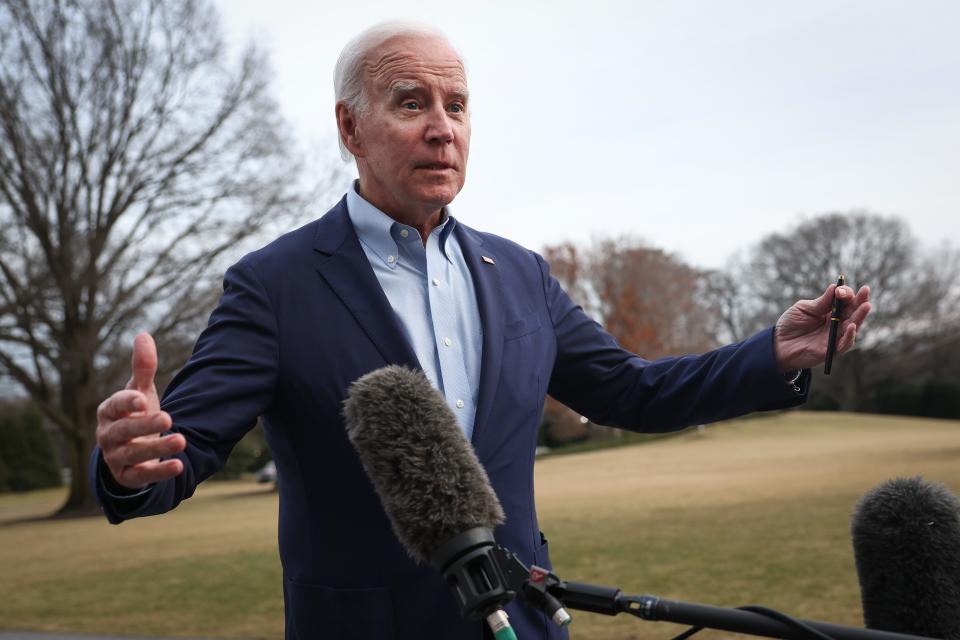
[363,35,468,94]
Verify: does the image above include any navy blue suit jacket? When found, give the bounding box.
[93,196,808,639]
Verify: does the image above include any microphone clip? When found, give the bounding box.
[431,528,516,620]
[491,545,573,628]
[431,527,573,628]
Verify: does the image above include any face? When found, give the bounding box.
[338,35,470,223]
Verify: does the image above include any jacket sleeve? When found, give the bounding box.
[536,253,809,433]
[91,260,280,524]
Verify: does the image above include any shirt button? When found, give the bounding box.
[432,278,440,286]
[456,399,465,409]
[387,255,396,264]
[400,229,409,238]
[443,337,452,347]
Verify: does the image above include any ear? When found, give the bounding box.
[336,102,364,158]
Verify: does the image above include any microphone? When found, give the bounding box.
[343,365,518,639]
[851,476,960,640]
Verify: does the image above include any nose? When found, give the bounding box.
[424,104,454,145]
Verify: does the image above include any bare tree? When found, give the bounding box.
[0,0,344,514]
[701,266,752,344]
[705,211,960,409]
[717,212,959,343]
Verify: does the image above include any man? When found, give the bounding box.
[91,23,872,640]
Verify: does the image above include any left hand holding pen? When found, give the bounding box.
[773,283,873,372]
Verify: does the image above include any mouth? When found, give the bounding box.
[416,162,456,171]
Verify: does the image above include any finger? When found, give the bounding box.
[838,285,872,320]
[99,411,172,449]
[116,458,185,489]
[800,283,837,315]
[129,332,158,394]
[97,390,148,424]
[837,323,858,353]
[843,301,872,329]
[835,285,856,306]
[106,433,186,469]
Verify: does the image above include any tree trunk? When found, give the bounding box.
[57,428,100,516]
[55,347,102,517]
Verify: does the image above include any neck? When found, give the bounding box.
[355,179,444,244]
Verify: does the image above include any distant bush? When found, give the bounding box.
[0,408,62,493]
[874,380,960,420]
[804,392,841,412]
[215,423,272,480]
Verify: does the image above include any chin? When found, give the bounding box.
[416,184,461,208]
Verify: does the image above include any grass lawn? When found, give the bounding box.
[2,411,959,639]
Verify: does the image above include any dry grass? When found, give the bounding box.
[535,412,960,639]
[2,411,959,639]
[0,483,284,638]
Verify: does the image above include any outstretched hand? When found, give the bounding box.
[773,283,873,373]
[96,332,186,489]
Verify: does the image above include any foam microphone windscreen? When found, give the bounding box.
[851,476,960,640]
[343,365,505,563]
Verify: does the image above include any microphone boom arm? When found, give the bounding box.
[612,595,939,640]
[490,545,940,640]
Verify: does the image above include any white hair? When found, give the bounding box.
[334,21,462,162]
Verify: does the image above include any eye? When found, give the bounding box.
[402,100,420,110]
[449,103,465,113]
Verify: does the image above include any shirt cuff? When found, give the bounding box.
[784,369,810,395]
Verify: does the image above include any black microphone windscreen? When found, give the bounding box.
[851,476,960,640]
[343,365,505,564]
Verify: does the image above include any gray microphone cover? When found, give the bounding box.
[343,365,505,563]
[852,476,960,640]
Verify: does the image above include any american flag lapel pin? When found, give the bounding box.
[481,255,496,265]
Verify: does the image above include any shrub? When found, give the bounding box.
[0,408,62,493]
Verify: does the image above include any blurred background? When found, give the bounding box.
[1,1,958,638]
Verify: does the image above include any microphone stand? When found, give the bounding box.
[490,546,940,640]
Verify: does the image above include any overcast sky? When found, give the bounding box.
[214,0,959,270]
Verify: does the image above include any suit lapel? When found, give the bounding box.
[455,223,504,446]
[313,199,421,372]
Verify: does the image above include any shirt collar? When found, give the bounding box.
[346,181,457,266]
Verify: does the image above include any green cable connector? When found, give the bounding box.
[493,625,518,640]
[486,608,519,640]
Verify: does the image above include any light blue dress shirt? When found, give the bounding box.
[346,183,483,439]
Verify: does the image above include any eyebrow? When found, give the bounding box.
[390,80,421,94]
[389,81,470,101]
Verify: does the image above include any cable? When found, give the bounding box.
[738,605,836,640]
[665,604,838,640]
[669,625,705,640]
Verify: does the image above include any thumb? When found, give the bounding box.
[804,282,837,315]
[130,332,158,394]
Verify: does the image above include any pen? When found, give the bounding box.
[823,274,845,375]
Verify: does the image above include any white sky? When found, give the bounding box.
[214,0,960,270]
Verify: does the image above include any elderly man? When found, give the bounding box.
[91,22,872,640]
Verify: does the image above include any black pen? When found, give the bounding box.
[823,274,845,375]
